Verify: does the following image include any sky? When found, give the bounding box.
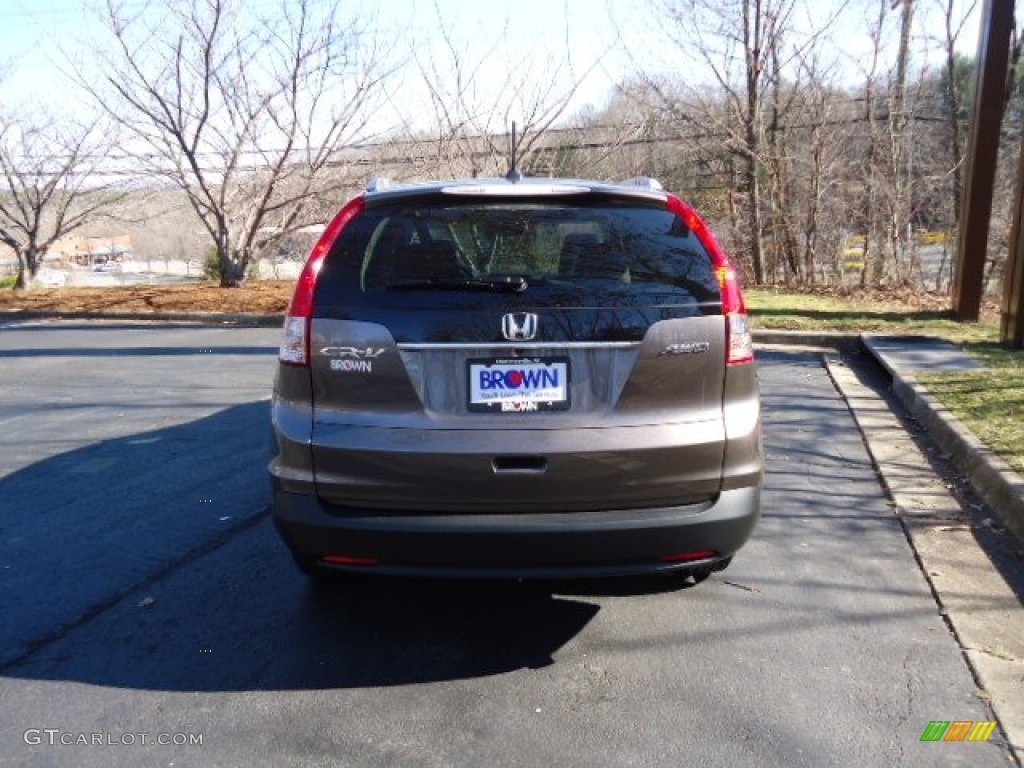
[0,0,990,135]
[1,0,646,117]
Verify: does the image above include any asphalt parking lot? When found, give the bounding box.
[0,322,1016,767]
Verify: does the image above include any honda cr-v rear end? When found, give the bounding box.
[270,176,761,581]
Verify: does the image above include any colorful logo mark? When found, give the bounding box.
[920,720,997,742]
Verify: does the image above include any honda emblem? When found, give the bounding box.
[501,312,538,341]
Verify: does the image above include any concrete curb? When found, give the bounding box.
[751,328,859,349]
[863,336,1024,543]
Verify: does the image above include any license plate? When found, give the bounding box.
[468,357,570,412]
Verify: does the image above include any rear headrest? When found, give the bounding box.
[559,233,600,276]
[560,233,628,280]
[400,241,465,281]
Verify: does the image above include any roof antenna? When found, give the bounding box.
[505,121,521,183]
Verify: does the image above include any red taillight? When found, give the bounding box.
[279,194,366,366]
[717,267,754,366]
[666,194,753,366]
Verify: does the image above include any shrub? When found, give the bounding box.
[204,247,224,282]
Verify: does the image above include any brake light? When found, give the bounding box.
[279,195,366,366]
[666,194,753,366]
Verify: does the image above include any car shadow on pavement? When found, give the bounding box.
[4,514,607,691]
[0,397,640,692]
[287,576,605,686]
[0,401,275,669]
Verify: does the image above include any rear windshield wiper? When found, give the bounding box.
[386,276,529,292]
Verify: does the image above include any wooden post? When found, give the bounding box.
[1004,139,1024,344]
[953,0,1014,321]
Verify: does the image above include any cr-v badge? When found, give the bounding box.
[502,313,538,341]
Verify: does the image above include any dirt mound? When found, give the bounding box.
[0,281,294,315]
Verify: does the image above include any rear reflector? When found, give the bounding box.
[322,555,379,566]
[661,550,718,563]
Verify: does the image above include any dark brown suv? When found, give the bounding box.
[270,176,762,581]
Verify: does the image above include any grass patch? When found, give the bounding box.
[919,345,1024,474]
[746,288,1000,343]
[0,275,16,290]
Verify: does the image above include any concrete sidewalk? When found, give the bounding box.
[752,329,1024,543]
[760,331,1024,766]
[861,334,1024,544]
[826,353,1024,766]
[864,335,987,373]
[754,330,1024,763]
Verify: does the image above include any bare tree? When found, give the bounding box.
[927,0,978,290]
[633,0,857,286]
[0,110,126,289]
[885,0,917,285]
[763,8,806,285]
[391,1,605,180]
[940,0,977,223]
[851,0,889,287]
[548,83,686,184]
[84,0,390,286]
[635,0,805,285]
[763,51,849,286]
[851,0,921,289]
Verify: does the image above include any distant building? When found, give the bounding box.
[0,243,16,276]
[0,235,135,281]
[50,234,134,269]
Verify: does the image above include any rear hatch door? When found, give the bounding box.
[309,190,727,511]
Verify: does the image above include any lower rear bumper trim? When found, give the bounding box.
[273,486,761,579]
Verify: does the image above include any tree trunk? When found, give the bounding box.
[888,0,915,286]
[743,0,766,285]
[219,259,242,288]
[941,0,968,292]
[804,125,823,284]
[24,246,42,289]
[745,150,765,284]
[219,245,249,288]
[14,255,28,291]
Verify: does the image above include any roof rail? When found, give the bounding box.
[619,176,663,191]
[365,177,392,193]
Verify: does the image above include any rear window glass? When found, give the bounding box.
[315,199,721,309]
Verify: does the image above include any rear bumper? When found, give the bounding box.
[273,485,761,579]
